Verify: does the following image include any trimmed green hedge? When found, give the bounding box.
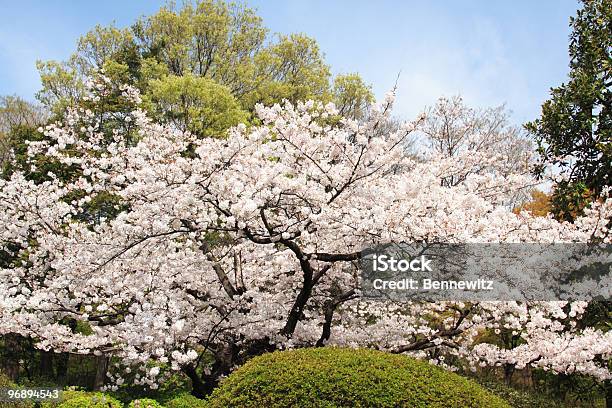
[57,392,122,408]
[207,347,510,408]
[165,393,207,408]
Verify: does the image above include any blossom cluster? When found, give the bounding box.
[0,79,610,386]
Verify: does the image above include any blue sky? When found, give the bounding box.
[0,0,579,124]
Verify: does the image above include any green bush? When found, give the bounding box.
[40,390,96,408]
[0,371,35,408]
[0,372,15,387]
[480,380,566,408]
[166,393,207,408]
[478,379,604,408]
[57,392,122,408]
[128,398,165,408]
[207,347,510,408]
[108,365,190,404]
[39,391,69,408]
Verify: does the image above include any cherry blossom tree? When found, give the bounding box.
[0,78,610,397]
[417,96,536,208]
[419,96,533,176]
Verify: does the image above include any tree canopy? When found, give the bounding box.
[526,0,611,220]
[35,0,373,133]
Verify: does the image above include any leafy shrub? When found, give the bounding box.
[207,347,510,408]
[109,366,190,404]
[166,393,207,408]
[478,379,604,408]
[0,371,35,407]
[40,390,94,408]
[478,380,561,408]
[57,392,122,408]
[0,372,15,387]
[128,398,165,408]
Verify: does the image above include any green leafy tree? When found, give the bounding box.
[243,33,331,108]
[35,0,371,122]
[145,74,249,138]
[35,60,84,115]
[73,24,136,74]
[332,73,374,119]
[0,96,47,170]
[0,95,46,131]
[526,0,611,221]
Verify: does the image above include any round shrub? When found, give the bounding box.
[166,393,207,408]
[128,398,165,408]
[40,390,91,408]
[207,347,510,408]
[58,392,122,408]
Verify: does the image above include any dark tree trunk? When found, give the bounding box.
[183,365,213,398]
[55,353,70,383]
[183,340,275,398]
[2,334,22,381]
[39,351,54,379]
[503,363,515,386]
[555,373,568,402]
[316,290,355,347]
[281,275,313,336]
[183,344,238,398]
[93,355,109,390]
[316,303,334,347]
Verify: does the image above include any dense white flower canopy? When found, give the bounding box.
[0,78,610,389]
